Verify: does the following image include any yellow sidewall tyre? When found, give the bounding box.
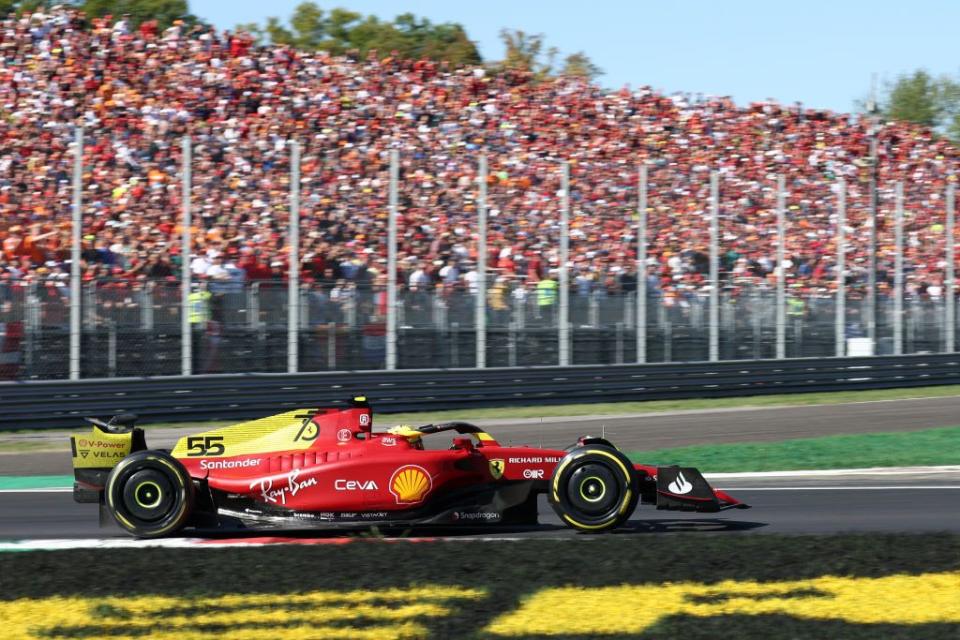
[549,445,638,533]
[105,450,195,538]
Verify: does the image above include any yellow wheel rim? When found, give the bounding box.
[133,481,163,509]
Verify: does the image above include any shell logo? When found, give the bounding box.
[389,465,432,504]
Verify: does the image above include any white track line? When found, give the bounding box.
[2,466,958,494]
[706,466,960,479]
[722,486,960,491]
[0,537,530,551]
[0,488,72,494]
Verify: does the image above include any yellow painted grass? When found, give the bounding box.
[5,573,959,639]
[0,585,485,640]
[486,571,960,636]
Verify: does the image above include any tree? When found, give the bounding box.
[561,51,603,80]
[263,16,294,46]
[883,70,943,128]
[937,78,960,141]
[500,29,555,77]
[80,0,194,30]
[234,22,266,45]
[1,0,57,14]
[242,2,481,65]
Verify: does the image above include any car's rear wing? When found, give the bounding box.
[70,415,145,503]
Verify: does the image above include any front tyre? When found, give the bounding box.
[105,450,194,538]
[549,445,638,533]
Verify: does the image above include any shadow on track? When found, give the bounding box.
[182,517,767,541]
[616,518,768,534]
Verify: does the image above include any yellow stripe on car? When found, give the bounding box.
[170,410,321,458]
[70,428,133,469]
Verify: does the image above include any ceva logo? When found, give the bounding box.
[335,479,379,491]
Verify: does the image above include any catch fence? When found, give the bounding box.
[5,131,960,379]
[0,277,953,379]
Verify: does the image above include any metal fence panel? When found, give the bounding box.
[3,353,959,430]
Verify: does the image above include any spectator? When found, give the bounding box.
[0,3,955,316]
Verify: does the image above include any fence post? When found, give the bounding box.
[476,154,488,368]
[386,149,399,370]
[69,127,83,380]
[142,283,153,330]
[836,178,846,357]
[451,322,460,368]
[709,171,719,361]
[776,175,786,359]
[637,163,647,363]
[180,135,192,376]
[287,140,300,373]
[867,134,879,346]
[752,287,762,359]
[108,321,117,378]
[559,161,571,366]
[947,183,955,353]
[894,181,904,355]
[615,322,624,365]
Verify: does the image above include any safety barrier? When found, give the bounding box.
[1,353,958,430]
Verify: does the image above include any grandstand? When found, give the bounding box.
[0,6,957,377]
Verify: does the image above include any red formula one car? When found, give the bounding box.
[70,397,748,537]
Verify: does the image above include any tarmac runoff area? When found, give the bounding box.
[1,396,959,545]
[5,393,960,477]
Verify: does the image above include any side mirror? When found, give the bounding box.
[110,414,139,428]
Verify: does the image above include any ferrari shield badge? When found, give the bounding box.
[489,459,505,480]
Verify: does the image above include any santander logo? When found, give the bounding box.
[667,471,693,495]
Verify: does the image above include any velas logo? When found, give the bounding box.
[489,459,505,480]
[389,465,432,504]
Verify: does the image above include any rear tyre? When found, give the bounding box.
[549,445,638,533]
[105,450,194,538]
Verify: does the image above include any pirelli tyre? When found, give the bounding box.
[549,445,638,533]
[105,450,195,538]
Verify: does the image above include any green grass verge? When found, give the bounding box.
[0,535,957,639]
[0,475,72,490]
[627,425,960,472]
[383,384,960,424]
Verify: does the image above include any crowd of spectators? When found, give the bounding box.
[2,5,959,329]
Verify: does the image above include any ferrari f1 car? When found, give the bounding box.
[70,397,748,537]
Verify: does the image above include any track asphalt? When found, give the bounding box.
[0,473,957,541]
[1,396,958,542]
